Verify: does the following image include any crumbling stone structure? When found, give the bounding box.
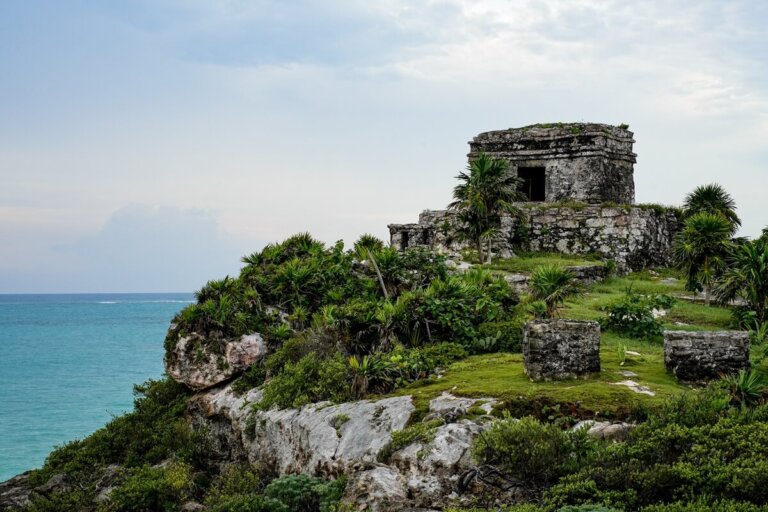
[523,320,601,381]
[470,123,636,204]
[388,123,681,270]
[664,330,750,383]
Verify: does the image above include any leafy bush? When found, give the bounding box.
[600,291,674,339]
[257,353,353,410]
[529,266,582,318]
[232,363,267,394]
[378,418,445,462]
[208,495,289,512]
[263,474,346,512]
[103,462,193,512]
[472,415,596,487]
[204,463,268,506]
[477,318,526,352]
[546,386,768,510]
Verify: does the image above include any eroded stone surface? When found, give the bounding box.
[165,333,267,390]
[189,384,415,476]
[523,320,601,381]
[390,205,678,272]
[664,330,750,383]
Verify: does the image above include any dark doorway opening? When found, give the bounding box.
[517,167,546,201]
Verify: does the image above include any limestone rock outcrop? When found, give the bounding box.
[165,333,268,391]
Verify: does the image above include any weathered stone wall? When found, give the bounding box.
[524,205,680,270]
[388,205,680,271]
[523,320,601,381]
[664,330,750,383]
[469,123,636,204]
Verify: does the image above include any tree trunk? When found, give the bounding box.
[476,239,484,264]
[704,287,711,307]
[486,238,492,264]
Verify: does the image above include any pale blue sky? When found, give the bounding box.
[1,1,766,293]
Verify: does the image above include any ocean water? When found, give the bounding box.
[0,293,193,481]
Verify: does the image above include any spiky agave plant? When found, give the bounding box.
[529,265,582,318]
[721,369,766,407]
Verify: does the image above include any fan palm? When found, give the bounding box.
[673,212,732,305]
[715,238,768,323]
[683,184,741,233]
[448,152,525,263]
[529,265,582,318]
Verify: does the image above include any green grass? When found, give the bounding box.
[388,266,741,421]
[561,272,733,331]
[393,333,684,420]
[484,252,604,274]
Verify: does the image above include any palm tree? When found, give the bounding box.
[448,153,526,263]
[529,265,582,318]
[673,212,732,305]
[683,184,741,233]
[715,238,768,324]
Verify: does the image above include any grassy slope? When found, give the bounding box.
[482,251,604,273]
[393,256,738,420]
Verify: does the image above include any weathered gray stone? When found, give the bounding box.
[390,205,679,271]
[469,123,636,204]
[573,420,634,441]
[165,332,268,390]
[523,320,601,381]
[0,472,33,510]
[188,384,415,476]
[664,330,750,383]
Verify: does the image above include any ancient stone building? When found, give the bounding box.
[388,123,681,270]
[470,123,636,204]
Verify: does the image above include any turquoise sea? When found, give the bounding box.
[0,293,193,481]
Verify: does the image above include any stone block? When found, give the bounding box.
[664,330,750,383]
[523,320,601,381]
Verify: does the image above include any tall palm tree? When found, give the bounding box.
[683,184,741,233]
[673,212,733,305]
[448,153,526,263]
[716,239,768,324]
[529,265,582,318]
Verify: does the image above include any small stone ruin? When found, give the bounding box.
[523,319,601,381]
[664,330,750,383]
[387,123,681,271]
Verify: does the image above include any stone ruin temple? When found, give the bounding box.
[388,122,680,271]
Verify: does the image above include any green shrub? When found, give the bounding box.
[208,495,290,512]
[529,266,582,318]
[103,462,193,512]
[263,474,346,512]
[559,506,621,512]
[204,464,267,506]
[378,418,445,462]
[23,489,92,512]
[546,390,768,509]
[640,499,768,511]
[477,318,525,352]
[472,415,596,487]
[233,364,267,394]
[600,291,674,339]
[257,353,353,410]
